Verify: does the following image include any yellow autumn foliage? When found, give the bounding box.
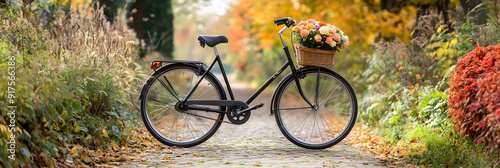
[230,0,417,51]
[47,0,92,11]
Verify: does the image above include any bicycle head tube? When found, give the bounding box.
[279,26,288,47]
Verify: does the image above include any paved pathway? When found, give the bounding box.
[120,80,387,168]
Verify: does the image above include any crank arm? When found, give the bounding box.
[236,103,264,115]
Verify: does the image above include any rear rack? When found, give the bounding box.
[150,60,205,71]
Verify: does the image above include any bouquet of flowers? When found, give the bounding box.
[292,19,349,52]
[291,19,349,68]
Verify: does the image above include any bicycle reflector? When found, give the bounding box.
[150,62,162,70]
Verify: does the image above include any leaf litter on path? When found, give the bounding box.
[345,125,425,167]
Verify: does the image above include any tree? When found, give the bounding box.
[128,0,174,58]
[228,0,417,83]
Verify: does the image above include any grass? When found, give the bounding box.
[375,121,500,167]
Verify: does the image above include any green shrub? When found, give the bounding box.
[0,4,144,167]
[413,89,450,128]
[359,1,500,166]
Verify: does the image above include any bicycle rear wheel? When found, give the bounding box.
[273,67,357,149]
[140,64,226,147]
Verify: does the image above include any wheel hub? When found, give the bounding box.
[175,102,188,112]
[313,105,319,111]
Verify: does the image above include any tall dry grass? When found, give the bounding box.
[43,4,147,114]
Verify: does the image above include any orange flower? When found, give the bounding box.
[314,34,322,42]
[305,24,315,30]
[300,29,309,37]
[297,21,307,26]
[333,33,341,42]
[343,41,349,47]
[307,19,315,23]
[326,37,333,44]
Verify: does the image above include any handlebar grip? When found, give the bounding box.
[274,17,292,26]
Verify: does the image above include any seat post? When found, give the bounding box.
[213,47,219,56]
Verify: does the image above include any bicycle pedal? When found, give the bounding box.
[236,103,264,114]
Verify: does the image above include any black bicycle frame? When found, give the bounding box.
[178,26,315,110]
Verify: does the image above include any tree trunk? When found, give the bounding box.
[130,0,146,40]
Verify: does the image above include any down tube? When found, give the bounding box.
[245,62,290,104]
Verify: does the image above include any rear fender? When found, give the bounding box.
[138,62,225,101]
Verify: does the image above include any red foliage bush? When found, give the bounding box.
[448,44,500,147]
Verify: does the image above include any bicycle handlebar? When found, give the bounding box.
[274,17,295,27]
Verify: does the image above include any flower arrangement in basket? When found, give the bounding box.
[292,19,350,68]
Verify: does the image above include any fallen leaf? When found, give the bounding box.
[82,157,92,164]
[410,89,416,96]
[102,128,109,138]
[71,147,78,155]
[163,157,170,160]
[359,135,370,142]
[193,154,201,157]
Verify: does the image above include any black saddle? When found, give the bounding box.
[197,35,228,48]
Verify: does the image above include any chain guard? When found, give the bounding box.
[227,102,250,125]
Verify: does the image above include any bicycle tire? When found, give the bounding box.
[273,67,357,149]
[140,63,226,147]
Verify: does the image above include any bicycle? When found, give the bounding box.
[139,17,357,149]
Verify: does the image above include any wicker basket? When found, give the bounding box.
[294,44,336,68]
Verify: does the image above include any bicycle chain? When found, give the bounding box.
[177,111,233,124]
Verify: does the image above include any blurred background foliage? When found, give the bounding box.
[1,0,500,167]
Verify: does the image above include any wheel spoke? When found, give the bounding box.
[275,69,357,149]
[278,107,312,110]
[142,65,224,147]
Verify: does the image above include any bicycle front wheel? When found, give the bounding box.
[273,67,357,149]
[140,64,226,147]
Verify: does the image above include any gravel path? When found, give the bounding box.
[120,79,387,168]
